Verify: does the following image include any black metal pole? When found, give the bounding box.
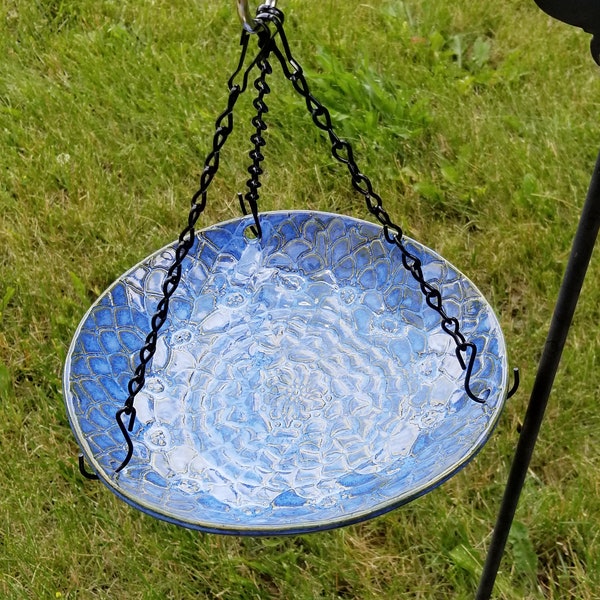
[475,149,600,599]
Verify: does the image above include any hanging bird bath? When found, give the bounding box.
[63,2,517,534]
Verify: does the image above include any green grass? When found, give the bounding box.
[1,0,600,597]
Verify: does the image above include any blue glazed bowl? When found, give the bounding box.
[63,211,508,534]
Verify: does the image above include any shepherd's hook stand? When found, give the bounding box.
[476,4,600,596]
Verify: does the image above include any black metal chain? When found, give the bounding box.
[238,35,274,238]
[103,6,519,477]
[113,87,243,472]
[112,29,275,474]
[259,8,499,402]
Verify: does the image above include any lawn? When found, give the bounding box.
[1,0,599,598]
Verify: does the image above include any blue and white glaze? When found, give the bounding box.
[64,211,508,534]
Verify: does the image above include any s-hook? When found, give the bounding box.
[238,0,278,33]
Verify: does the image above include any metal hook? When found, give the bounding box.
[115,406,136,473]
[237,0,278,33]
[456,343,487,404]
[238,193,263,239]
[78,454,99,480]
[506,367,520,399]
[457,343,520,403]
